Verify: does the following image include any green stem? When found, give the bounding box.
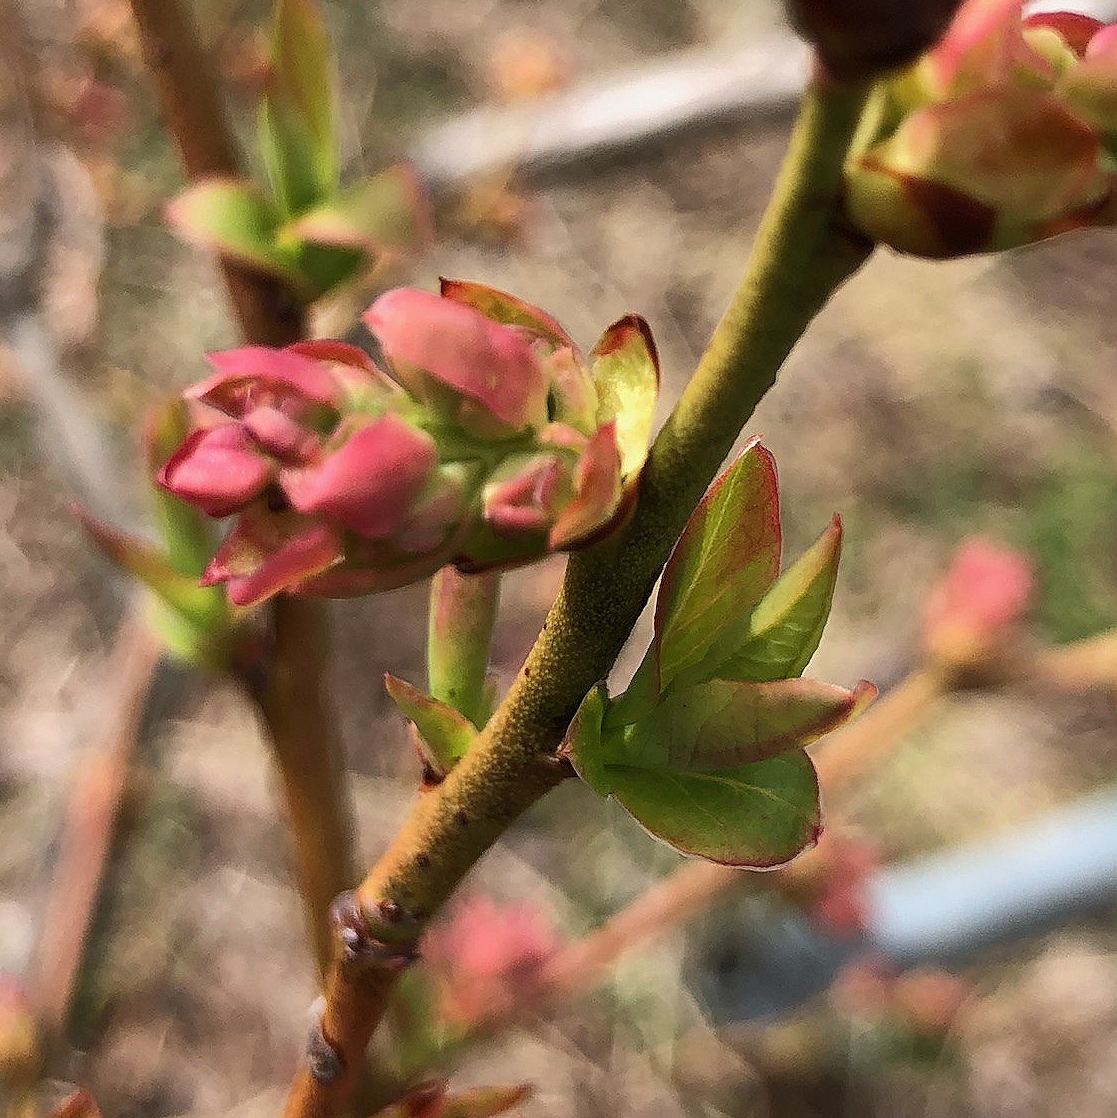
[427,568,501,728]
[356,78,874,930]
[281,75,874,1118]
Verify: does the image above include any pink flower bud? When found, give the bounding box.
[159,285,658,604]
[364,287,550,437]
[921,535,1033,669]
[191,344,345,416]
[281,415,437,539]
[844,0,1117,256]
[422,895,559,1026]
[200,511,345,607]
[159,424,273,517]
[482,453,571,536]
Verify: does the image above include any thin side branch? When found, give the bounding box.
[30,609,163,1038]
[128,0,306,345]
[126,0,354,980]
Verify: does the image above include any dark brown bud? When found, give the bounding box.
[786,0,965,81]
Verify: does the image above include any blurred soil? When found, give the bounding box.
[5,1,1117,1116]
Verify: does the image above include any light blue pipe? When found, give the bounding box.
[868,788,1117,964]
[693,787,1117,1020]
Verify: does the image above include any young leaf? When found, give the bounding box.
[590,315,660,480]
[166,180,299,282]
[272,0,335,171]
[654,441,781,692]
[605,750,821,867]
[258,96,327,218]
[287,165,431,259]
[620,676,875,773]
[287,242,367,300]
[700,514,843,685]
[440,278,577,351]
[384,673,476,774]
[78,509,227,627]
[262,0,337,212]
[559,682,611,795]
[146,595,231,670]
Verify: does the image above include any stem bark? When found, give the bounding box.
[126,0,355,981]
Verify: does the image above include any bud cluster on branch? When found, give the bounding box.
[158,282,659,605]
[843,0,1117,256]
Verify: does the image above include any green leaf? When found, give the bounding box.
[166,179,299,282]
[262,0,337,212]
[287,242,367,300]
[287,164,430,257]
[78,509,227,628]
[620,676,872,772]
[698,513,843,685]
[654,441,781,693]
[146,595,233,670]
[258,95,328,217]
[440,278,576,350]
[559,682,610,794]
[590,315,659,480]
[384,673,476,775]
[605,751,820,867]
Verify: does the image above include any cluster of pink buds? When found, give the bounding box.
[843,0,1117,257]
[158,281,658,605]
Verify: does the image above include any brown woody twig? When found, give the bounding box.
[127,0,356,982]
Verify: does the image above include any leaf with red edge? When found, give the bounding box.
[440,278,576,350]
[654,441,781,693]
[619,677,876,773]
[384,673,476,774]
[590,314,659,479]
[548,422,622,549]
[77,509,224,625]
[78,509,233,665]
[1023,11,1103,58]
[703,514,843,685]
[561,682,610,795]
[605,750,821,868]
[1062,32,1117,152]
[166,179,298,281]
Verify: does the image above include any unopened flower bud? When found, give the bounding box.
[843,0,1117,256]
[158,282,659,605]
